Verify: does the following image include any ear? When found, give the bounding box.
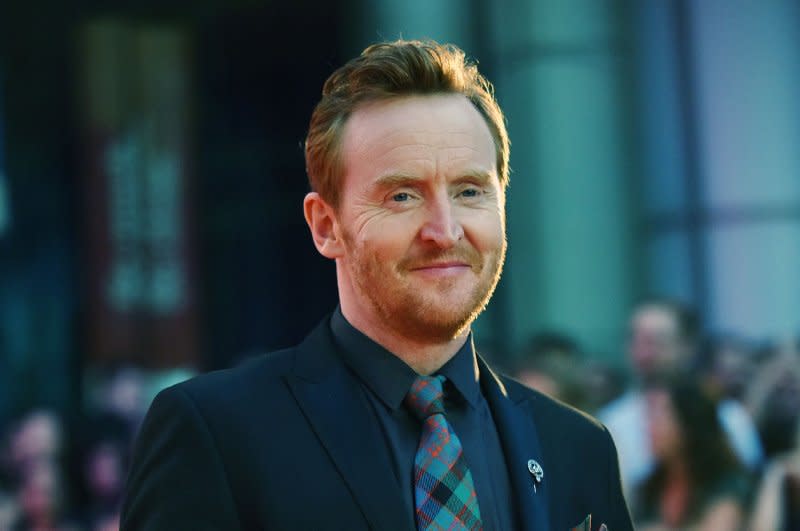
[303,192,345,259]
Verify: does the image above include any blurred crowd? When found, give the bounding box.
[1,297,799,530]
[0,369,148,531]
[513,297,800,530]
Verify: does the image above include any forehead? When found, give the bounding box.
[632,305,679,335]
[340,94,497,181]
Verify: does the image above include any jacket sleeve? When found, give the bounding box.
[120,385,242,531]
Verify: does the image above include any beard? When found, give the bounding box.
[342,232,506,343]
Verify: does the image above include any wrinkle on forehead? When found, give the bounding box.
[342,95,496,169]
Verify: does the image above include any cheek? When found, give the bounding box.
[461,211,505,249]
[351,217,418,258]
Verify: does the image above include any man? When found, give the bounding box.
[121,40,632,530]
[598,298,763,497]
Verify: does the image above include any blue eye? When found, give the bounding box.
[392,192,410,202]
[460,188,480,198]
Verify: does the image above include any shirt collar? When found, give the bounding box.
[330,307,482,410]
[437,334,482,408]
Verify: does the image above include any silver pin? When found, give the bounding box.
[527,459,544,492]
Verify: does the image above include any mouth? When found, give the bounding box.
[409,262,472,277]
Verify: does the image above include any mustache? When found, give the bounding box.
[398,247,482,270]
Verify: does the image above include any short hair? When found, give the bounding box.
[304,39,510,208]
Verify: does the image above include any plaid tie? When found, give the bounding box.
[405,375,483,531]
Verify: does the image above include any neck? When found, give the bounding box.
[339,304,470,375]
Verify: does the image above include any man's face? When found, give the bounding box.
[333,94,506,343]
[628,305,685,380]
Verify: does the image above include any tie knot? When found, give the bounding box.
[405,375,447,420]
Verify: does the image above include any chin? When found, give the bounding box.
[400,315,474,343]
[399,297,484,342]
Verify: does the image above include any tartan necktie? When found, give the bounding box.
[405,375,483,531]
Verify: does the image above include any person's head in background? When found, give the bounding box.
[696,334,755,401]
[9,409,63,471]
[514,331,585,406]
[628,297,699,386]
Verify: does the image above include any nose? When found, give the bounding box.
[419,195,464,248]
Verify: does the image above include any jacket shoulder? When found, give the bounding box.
[179,347,295,395]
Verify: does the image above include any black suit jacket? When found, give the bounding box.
[121,317,633,530]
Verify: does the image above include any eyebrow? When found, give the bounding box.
[372,173,422,190]
[372,169,495,190]
[455,170,494,185]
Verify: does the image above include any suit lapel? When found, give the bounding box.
[479,357,551,531]
[285,321,410,530]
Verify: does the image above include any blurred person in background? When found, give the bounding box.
[746,338,800,460]
[81,367,147,447]
[512,331,588,409]
[121,39,633,530]
[749,412,800,531]
[14,458,77,531]
[0,372,142,531]
[598,298,763,496]
[697,334,757,403]
[60,366,147,531]
[5,410,74,530]
[512,334,627,415]
[634,379,751,531]
[695,335,765,476]
[78,438,125,530]
[8,410,63,472]
[579,360,628,416]
[102,368,146,436]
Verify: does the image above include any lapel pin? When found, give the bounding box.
[527,459,544,492]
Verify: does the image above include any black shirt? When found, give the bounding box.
[330,308,516,531]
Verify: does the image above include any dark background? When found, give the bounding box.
[0,0,350,419]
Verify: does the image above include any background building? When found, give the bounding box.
[0,0,798,434]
